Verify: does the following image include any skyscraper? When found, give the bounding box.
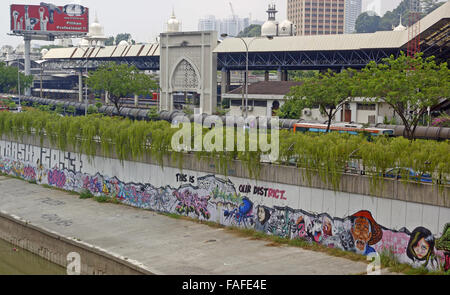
[287,0,351,35]
[345,0,362,34]
[198,15,217,31]
[198,15,250,37]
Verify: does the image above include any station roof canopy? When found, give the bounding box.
[43,43,160,60]
[214,0,450,53]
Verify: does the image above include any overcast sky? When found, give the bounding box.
[2,0,403,48]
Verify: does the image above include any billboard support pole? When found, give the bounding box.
[78,71,83,103]
[24,35,31,96]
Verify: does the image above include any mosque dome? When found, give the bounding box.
[118,40,130,46]
[393,16,407,31]
[89,15,104,37]
[261,3,279,37]
[393,23,407,31]
[40,48,49,56]
[279,19,295,36]
[167,10,181,33]
[262,20,278,37]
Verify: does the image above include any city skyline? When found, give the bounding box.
[1,0,403,48]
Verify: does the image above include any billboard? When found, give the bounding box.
[11,3,89,34]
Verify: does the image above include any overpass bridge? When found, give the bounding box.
[42,1,450,73]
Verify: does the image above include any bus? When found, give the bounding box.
[293,123,394,137]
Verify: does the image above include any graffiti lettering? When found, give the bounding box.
[238,185,287,200]
[0,139,447,272]
[176,173,195,184]
[48,169,66,188]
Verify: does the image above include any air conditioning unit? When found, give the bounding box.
[240,106,254,111]
[303,109,312,116]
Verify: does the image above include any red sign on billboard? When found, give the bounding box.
[11,3,89,34]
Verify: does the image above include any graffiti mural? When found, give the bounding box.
[0,139,448,272]
[436,223,450,272]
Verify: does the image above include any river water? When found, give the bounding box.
[0,238,66,275]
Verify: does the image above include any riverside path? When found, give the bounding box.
[0,175,383,275]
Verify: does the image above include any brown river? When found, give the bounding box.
[0,238,66,275]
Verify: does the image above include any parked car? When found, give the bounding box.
[384,168,433,183]
[345,159,366,175]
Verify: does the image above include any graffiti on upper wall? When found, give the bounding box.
[0,139,448,272]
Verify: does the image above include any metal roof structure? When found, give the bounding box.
[215,0,450,70]
[42,43,160,71]
[42,0,449,72]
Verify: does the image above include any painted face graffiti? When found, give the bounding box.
[414,238,431,259]
[257,207,266,223]
[352,217,372,252]
[407,227,436,267]
[322,217,333,237]
[350,211,383,256]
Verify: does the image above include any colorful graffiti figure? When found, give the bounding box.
[407,227,440,269]
[350,210,383,256]
[83,175,102,193]
[23,166,36,181]
[307,217,324,243]
[436,223,450,272]
[322,216,333,238]
[47,168,66,188]
[174,190,211,219]
[224,197,254,227]
[295,216,308,239]
[255,206,271,232]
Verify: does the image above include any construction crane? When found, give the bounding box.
[229,2,238,36]
[408,0,422,58]
[229,2,237,22]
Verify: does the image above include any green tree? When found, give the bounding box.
[286,69,356,131]
[355,12,381,33]
[278,97,306,119]
[355,53,450,140]
[0,62,33,94]
[237,25,261,37]
[147,106,159,120]
[87,63,158,115]
[105,36,115,46]
[356,0,445,33]
[422,0,445,14]
[115,33,135,45]
[289,70,319,81]
[67,105,76,116]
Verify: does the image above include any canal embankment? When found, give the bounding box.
[0,175,371,275]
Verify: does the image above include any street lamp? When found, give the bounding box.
[35,60,47,99]
[17,58,21,109]
[220,34,273,118]
[78,45,104,116]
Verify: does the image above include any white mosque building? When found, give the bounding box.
[80,14,108,47]
[261,3,296,38]
[166,9,181,33]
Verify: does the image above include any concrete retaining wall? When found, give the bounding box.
[0,134,449,271]
[0,212,153,275]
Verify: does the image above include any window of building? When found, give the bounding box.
[357,103,376,111]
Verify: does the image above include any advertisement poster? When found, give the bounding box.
[11,3,89,34]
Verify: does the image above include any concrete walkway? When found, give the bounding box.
[0,176,375,275]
